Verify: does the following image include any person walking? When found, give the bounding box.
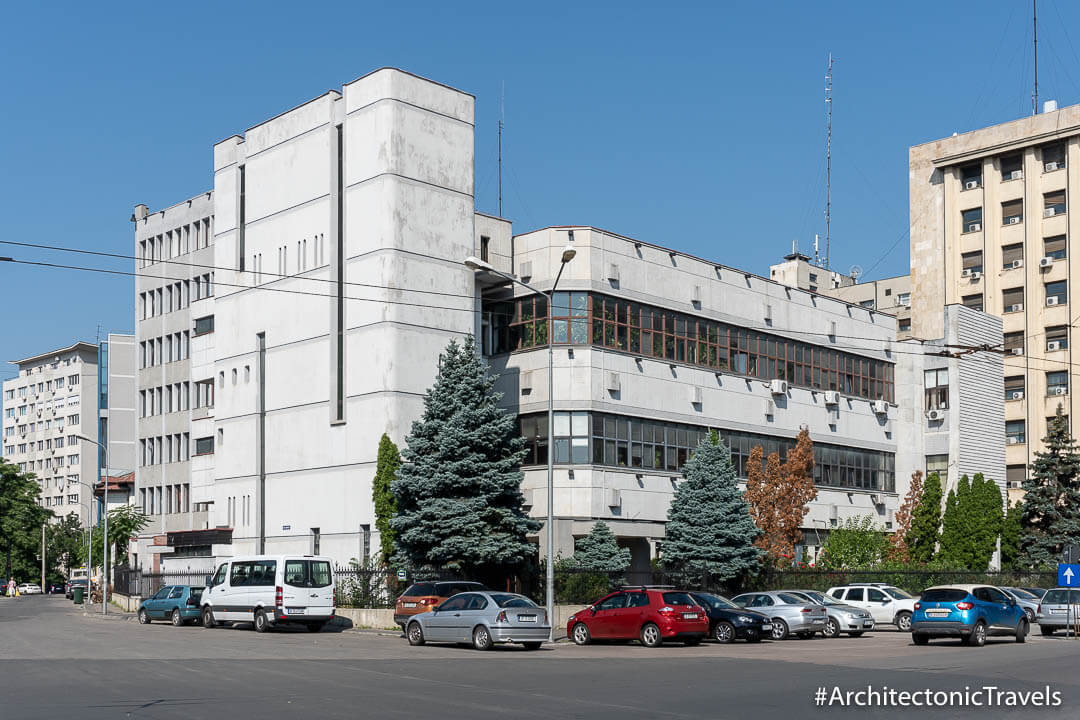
[6,578,16,597]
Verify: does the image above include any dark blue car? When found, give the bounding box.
[138,585,204,626]
[912,584,1027,646]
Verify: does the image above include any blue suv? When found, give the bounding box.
[912,585,1028,647]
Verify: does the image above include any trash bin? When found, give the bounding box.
[73,587,84,604]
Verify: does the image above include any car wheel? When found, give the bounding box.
[1041,626,1055,637]
[306,623,325,633]
[1025,608,1036,624]
[472,625,493,651]
[895,611,912,632]
[912,632,929,646]
[407,622,425,646]
[640,622,662,648]
[848,631,864,638]
[965,621,987,647]
[1016,618,1028,643]
[254,609,271,633]
[713,621,736,644]
[171,609,183,627]
[571,622,591,646]
[770,618,789,641]
[522,641,542,650]
[201,606,216,629]
[823,617,840,638]
[138,608,150,625]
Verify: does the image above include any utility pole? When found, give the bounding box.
[824,53,834,270]
[498,81,504,217]
[41,525,45,591]
[1033,0,1039,116]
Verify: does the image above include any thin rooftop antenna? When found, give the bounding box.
[498,81,504,217]
[824,53,834,270]
[1033,0,1039,116]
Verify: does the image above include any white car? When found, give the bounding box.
[200,555,335,633]
[17,583,43,595]
[827,583,918,631]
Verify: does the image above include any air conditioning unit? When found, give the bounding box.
[1012,259,1024,268]
[606,488,622,509]
[965,179,979,190]
[1046,161,1060,172]
[824,391,841,405]
[1011,169,1024,180]
[970,223,982,232]
[607,263,620,282]
[691,285,701,304]
[926,408,944,421]
[1052,387,1068,396]
[1007,436,1021,445]
[518,261,533,280]
[1008,303,1024,313]
[1048,341,1062,351]
[764,398,775,418]
[869,493,883,506]
[829,504,839,521]
[971,271,981,280]
[828,320,837,338]
[1041,256,1055,268]
[769,379,788,395]
[1045,207,1058,218]
[690,385,702,405]
[961,268,972,278]
[520,370,533,393]
[521,489,534,509]
[1010,347,1024,355]
[1009,390,1024,400]
[606,372,621,393]
[764,303,773,322]
[1048,296,1061,306]
[872,399,889,415]
[1007,216,1021,225]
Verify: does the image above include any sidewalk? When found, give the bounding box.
[79,602,137,620]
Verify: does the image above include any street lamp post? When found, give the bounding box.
[465,239,576,641]
[75,435,107,615]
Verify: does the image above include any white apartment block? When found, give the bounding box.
[3,337,135,528]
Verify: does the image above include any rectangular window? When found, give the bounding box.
[1006,465,1026,489]
[961,294,983,311]
[1046,280,1068,306]
[961,164,982,189]
[1001,243,1024,269]
[926,454,948,478]
[551,291,589,344]
[194,436,214,455]
[924,368,949,411]
[896,292,910,307]
[1047,370,1069,396]
[1043,142,1066,172]
[1047,325,1069,351]
[1006,420,1026,444]
[1044,191,1066,217]
[480,235,490,262]
[194,315,215,336]
[552,411,590,464]
[1002,199,1024,225]
[1002,287,1025,312]
[1001,154,1023,180]
[961,251,983,274]
[962,207,982,233]
[1005,375,1025,400]
[1004,331,1025,354]
[1044,235,1067,260]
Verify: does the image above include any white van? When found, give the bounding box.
[200,555,335,633]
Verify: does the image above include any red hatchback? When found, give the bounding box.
[566,587,709,647]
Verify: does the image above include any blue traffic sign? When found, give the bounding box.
[1058,563,1080,587]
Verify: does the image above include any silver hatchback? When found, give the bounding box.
[785,589,875,637]
[406,590,551,650]
[730,591,828,640]
[1035,588,1080,636]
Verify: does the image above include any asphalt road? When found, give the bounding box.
[3,596,1080,719]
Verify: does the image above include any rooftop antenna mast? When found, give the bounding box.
[824,53,834,270]
[1032,0,1039,116]
[498,81,504,217]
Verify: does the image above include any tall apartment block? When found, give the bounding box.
[2,337,135,527]
[910,101,1080,498]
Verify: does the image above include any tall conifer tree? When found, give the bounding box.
[1020,405,1080,568]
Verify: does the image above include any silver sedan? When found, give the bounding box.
[784,589,875,637]
[406,590,550,650]
[730,591,828,640]
[1000,587,1040,624]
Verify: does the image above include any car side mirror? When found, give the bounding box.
[1008,597,1016,606]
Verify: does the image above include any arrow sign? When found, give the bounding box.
[1058,563,1080,587]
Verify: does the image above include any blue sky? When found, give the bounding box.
[4,0,1080,369]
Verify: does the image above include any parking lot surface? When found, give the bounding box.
[3,595,1079,718]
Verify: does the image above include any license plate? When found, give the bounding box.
[517,614,537,622]
[286,607,305,615]
[403,602,417,608]
[682,612,697,620]
[812,619,824,624]
[761,623,773,630]
[926,610,949,617]
[863,621,874,627]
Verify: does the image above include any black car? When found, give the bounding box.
[65,578,88,599]
[690,592,772,643]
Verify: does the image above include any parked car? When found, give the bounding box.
[394,580,488,630]
[729,591,827,640]
[999,587,1040,623]
[827,583,918,631]
[406,590,549,650]
[200,555,335,633]
[1022,587,1048,600]
[912,585,1028,646]
[65,578,88,599]
[138,585,204,626]
[567,587,709,647]
[784,589,875,637]
[17,583,42,595]
[1035,588,1080,635]
[47,584,65,594]
[688,591,771,643]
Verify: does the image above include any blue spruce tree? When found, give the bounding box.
[662,431,764,581]
[391,336,540,580]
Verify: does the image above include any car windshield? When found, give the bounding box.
[1006,588,1037,600]
[1043,589,1080,604]
[661,592,696,606]
[920,589,968,602]
[884,587,913,599]
[491,593,537,608]
[696,593,738,610]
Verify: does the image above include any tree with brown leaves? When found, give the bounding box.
[744,429,818,566]
[888,470,923,561]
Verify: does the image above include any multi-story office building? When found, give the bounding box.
[2,338,134,527]
[910,101,1080,494]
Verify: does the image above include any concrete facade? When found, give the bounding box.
[910,102,1080,492]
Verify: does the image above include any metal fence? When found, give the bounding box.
[113,567,208,598]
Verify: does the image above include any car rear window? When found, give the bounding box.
[190,588,204,603]
[491,593,537,608]
[920,589,969,602]
[436,582,486,596]
[1043,589,1080,604]
[284,560,333,588]
[661,592,695,606]
[778,593,808,605]
[402,583,437,596]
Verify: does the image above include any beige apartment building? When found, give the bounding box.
[910,101,1080,498]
